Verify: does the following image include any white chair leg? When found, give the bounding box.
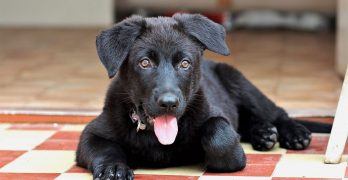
[324,67,348,164]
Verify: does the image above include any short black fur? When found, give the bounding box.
[76,13,331,180]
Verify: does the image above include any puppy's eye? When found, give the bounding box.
[139,57,152,69]
[180,58,191,69]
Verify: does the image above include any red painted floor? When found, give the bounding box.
[0,117,344,180]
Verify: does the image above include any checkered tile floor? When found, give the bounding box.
[0,123,347,180]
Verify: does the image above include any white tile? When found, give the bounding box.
[0,130,55,150]
[199,176,271,180]
[134,165,204,176]
[0,150,75,173]
[241,143,286,154]
[61,124,86,131]
[272,154,347,178]
[55,173,92,180]
[0,123,10,131]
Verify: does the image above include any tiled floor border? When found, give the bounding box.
[0,107,336,116]
[0,108,100,116]
[0,108,334,124]
[0,114,95,123]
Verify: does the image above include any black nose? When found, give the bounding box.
[157,93,179,111]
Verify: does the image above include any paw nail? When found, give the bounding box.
[116,172,122,178]
[269,134,277,141]
[295,143,303,149]
[270,127,277,132]
[265,141,274,149]
[262,135,269,139]
[98,173,103,177]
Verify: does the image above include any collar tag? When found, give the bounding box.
[137,121,147,132]
[130,110,140,123]
[130,109,146,132]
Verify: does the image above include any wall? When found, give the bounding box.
[120,0,336,15]
[233,0,336,14]
[0,0,114,27]
[337,0,348,76]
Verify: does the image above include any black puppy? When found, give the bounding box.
[77,14,315,180]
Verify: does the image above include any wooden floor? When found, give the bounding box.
[0,28,342,117]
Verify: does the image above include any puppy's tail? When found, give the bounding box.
[295,119,332,133]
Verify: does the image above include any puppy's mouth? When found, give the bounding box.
[131,104,178,145]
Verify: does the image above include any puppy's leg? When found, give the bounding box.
[76,125,133,180]
[236,82,311,150]
[215,63,311,150]
[242,121,279,151]
[201,117,246,172]
[273,112,311,150]
[240,107,311,151]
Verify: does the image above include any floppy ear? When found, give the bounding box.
[96,15,145,78]
[173,13,230,56]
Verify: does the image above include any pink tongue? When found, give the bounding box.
[154,115,178,145]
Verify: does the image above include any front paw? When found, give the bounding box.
[250,123,278,151]
[278,122,311,150]
[93,163,134,180]
[201,118,246,172]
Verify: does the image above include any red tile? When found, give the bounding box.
[202,155,280,177]
[246,154,281,165]
[8,123,63,131]
[272,178,340,180]
[35,139,78,150]
[295,117,333,124]
[287,135,348,154]
[35,131,81,150]
[135,175,199,180]
[0,114,95,124]
[50,131,81,140]
[0,173,59,180]
[0,150,26,168]
[67,165,90,173]
[345,166,348,178]
[204,164,276,176]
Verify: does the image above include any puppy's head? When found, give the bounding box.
[97,13,229,144]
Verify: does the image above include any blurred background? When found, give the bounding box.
[0,0,347,122]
